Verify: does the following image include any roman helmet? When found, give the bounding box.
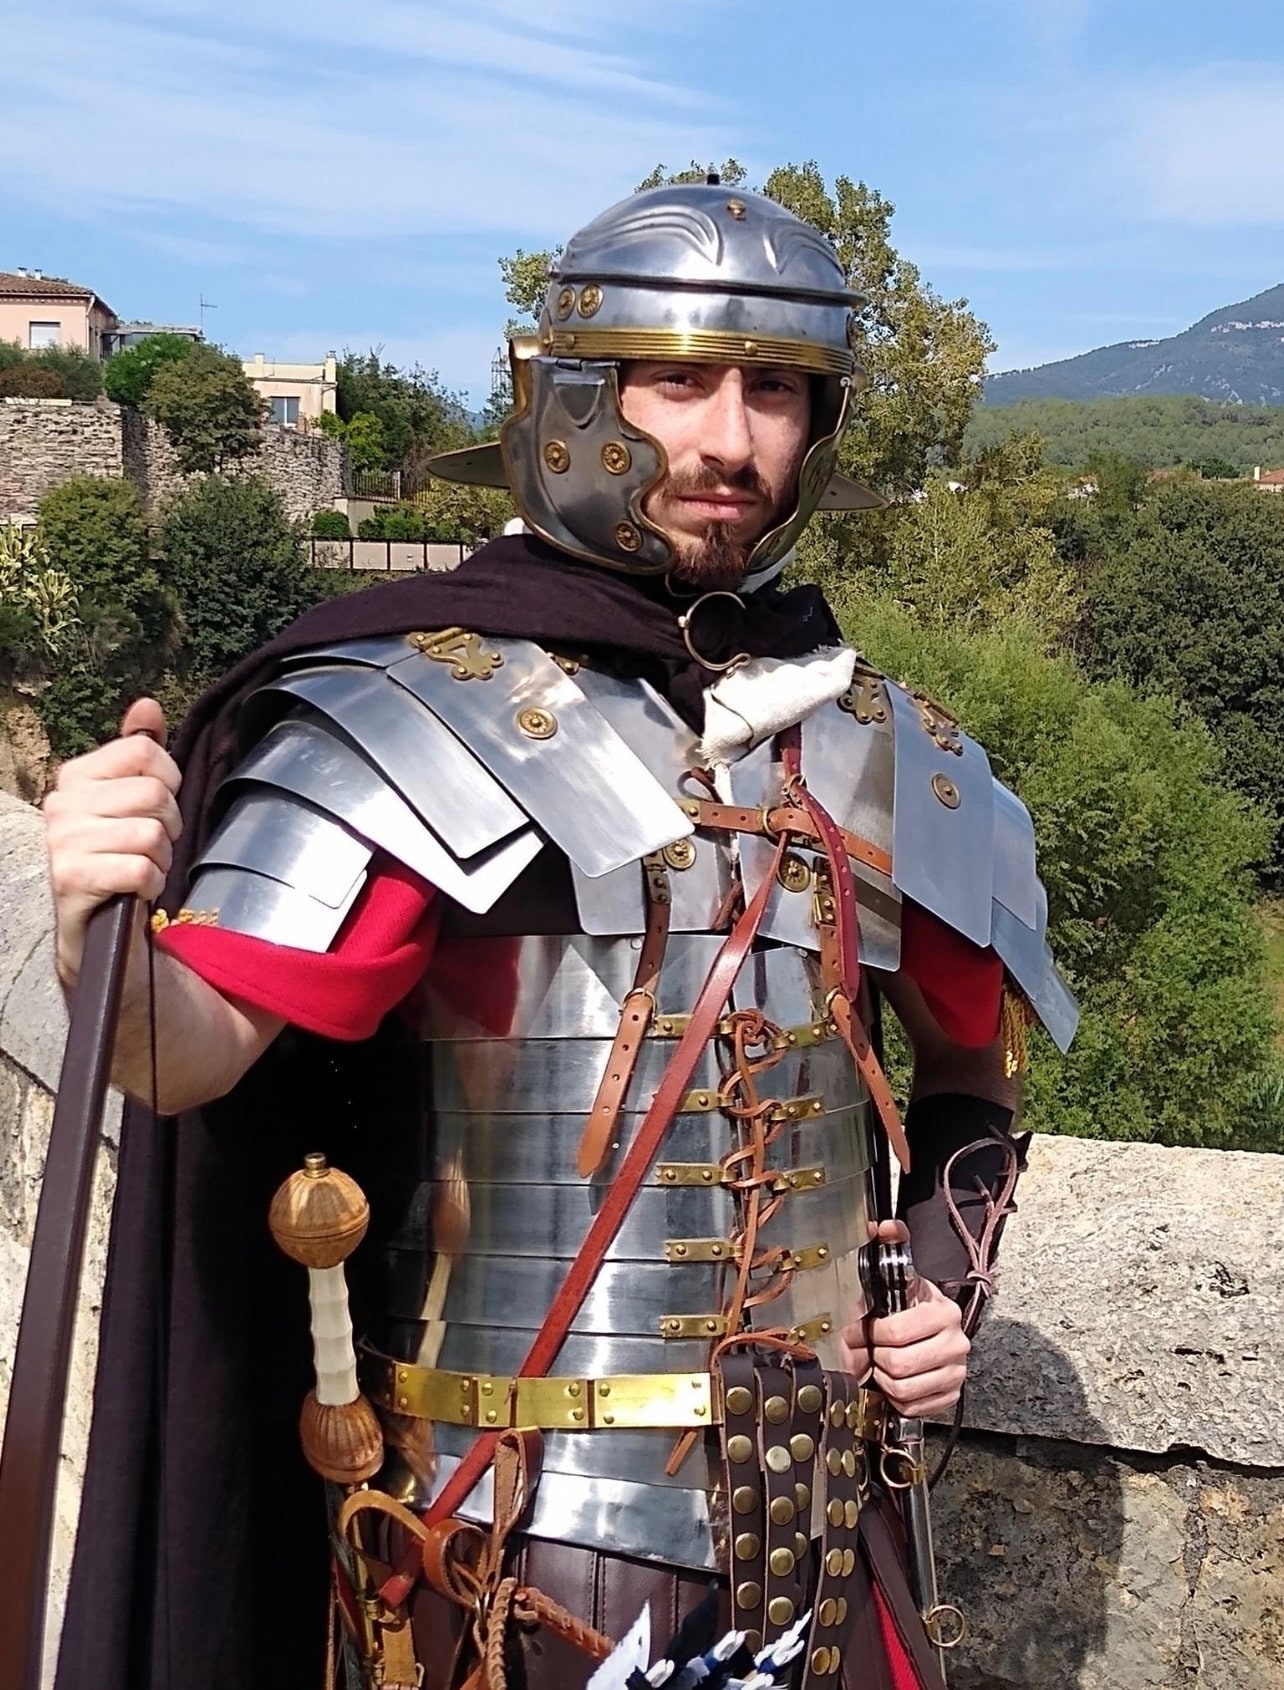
[428,180,883,587]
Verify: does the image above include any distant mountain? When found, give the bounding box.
[985,284,1284,406]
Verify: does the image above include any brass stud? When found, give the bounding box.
[564,332,578,348]
[845,1499,860,1529]
[818,1598,838,1628]
[727,198,747,219]
[827,1450,843,1477]
[769,1494,795,1525]
[480,1381,493,1396]
[396,1368,408,1383]
[602,1412,615,1425]
[811,1647,832,1675]
[830,1403,845,1429]
[601,440,632,475]
[485,1408,498,1423]
[825,1548,843,1577]
[744,340,758,357]
[555,286,576,319]
[566,1382,581,1398]
[846,1401,862,1432]
[828,1499,844,1528]
[841,1448,857,1479]
[397,1395,409,1409]
[932,772,961,809]
[796,1532,810,1562]
[663,838,696,871]
[578,284,604,318]
[777,852,811,893]
[790,1433,816,1463]
[829,1648,843,1676]
[735,1580,763,1610]
[614,521,642,553]
[733,1486,758,1515]
[769,1547,796,1578]
[797,1384,823,1415]
[764,1395,789,1425]
[841,1548,855,1577]
[725,1386,753,1417]
[543,439,570,474]
[734,1531,761,1561]
[705,1319,720,1334]
[727,1434,753,1464]
[661,1168,678,1184]
[835,1597,848,1624]
[766,1446,792,1475]
[795,1482,811,1513]
[517,707,557,740]
[767,1597,795,1627]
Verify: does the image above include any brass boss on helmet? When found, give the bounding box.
[429,183,883,586]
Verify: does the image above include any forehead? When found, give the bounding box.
[619,360,807,385]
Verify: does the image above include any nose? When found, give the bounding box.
[699,371,754,476]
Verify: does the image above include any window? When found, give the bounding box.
[269,395,300,427]
[28,322,60,349]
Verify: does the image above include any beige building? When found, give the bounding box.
[0,270,118,357]
[242,353,338,428]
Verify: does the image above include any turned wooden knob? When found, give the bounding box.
[269,1153,369,1269]
[299,1390,384,1486]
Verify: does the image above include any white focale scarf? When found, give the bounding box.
[698,644,858,767]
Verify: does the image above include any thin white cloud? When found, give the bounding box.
[1108,62,1284,228]
[0,0,730,240]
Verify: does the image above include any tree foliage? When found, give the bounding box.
[335,352,471,473]
[834,597,1278,1149]
[0,340,103,399]
[144,342,263,474]
[966,394,1284,473]
[157,475,315,685]
[1085,478,1284,882]
[103,332,198,408]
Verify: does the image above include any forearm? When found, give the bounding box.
[62,918,282,1114]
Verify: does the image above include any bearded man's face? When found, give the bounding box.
[617,362,811,590]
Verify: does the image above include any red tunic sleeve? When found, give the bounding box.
[155,858,441,1042]
[897,901,1004,1049]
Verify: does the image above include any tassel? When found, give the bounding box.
[1001,988,1034,1080]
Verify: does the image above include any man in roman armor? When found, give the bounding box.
[44,180,1076,1690]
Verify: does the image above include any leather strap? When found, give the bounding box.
[680,798,893,879]
[802,1371,863,1689]
[380,827,793,1609]
[722,1351,768,1649]
[577,851,672,1179]
[757,1362,802,1646]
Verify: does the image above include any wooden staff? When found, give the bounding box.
[0,894,135,1690]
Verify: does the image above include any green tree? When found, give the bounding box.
[30,343,104,401]
[158,475,315,683]
[103,332,198,408]
[834,597,1277,1149]
[335,352,470,473]
[1086,478,1284,882]
[0,523,79,685]
[144,342,263,474]
[1186,456,1239,480]
[0,365,64,398]
[412,477,512,542]
[34,476,174,754]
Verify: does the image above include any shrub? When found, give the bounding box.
[380,505,426,541]
[311,509,352,539]
[30,344,103,401]
[356,514,385,540]
[103,332,197,408]
[158,475,314,683]
[0,365,64,397]
[144,342,263,474]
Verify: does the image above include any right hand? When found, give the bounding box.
[43,698,182,982]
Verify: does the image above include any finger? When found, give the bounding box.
[48,817,174,884]
[57,733,183,794]
[55,852,168,908]
[875,1365,967,1420]
[838,1333,873,1381]
[872,1328,970,1384]
[63,776,184,841]
[864,1216,911,1244]
[120,697,168,746]
[868,1298,964,1349]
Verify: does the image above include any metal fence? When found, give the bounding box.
[309,538,472,573]
[351,468,402,501]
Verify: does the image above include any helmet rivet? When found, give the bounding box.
[555,286,576,320]
[578,284,603,318]
[727,199,746,219]
[743,340,758,357]
[543,440,570,474]
[564,332,577,349]
[601,441,632,475]
[931,773,961,809]
[614,521,642,553]
[517,707,558,740]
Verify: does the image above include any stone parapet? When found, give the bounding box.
[0,789,1279,1686]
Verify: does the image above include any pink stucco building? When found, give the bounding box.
[0,270,118,358]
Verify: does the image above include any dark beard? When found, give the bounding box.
[659,463,777,591]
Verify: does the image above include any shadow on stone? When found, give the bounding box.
[931,1317,1125,1690]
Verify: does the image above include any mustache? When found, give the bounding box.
[661,463,771,502]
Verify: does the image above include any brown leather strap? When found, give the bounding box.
[380,828,793,1608]
[803,1370,863,1688]
[860,1501,947,1688]
[577,852,672,1179]
[680,798,893,879]
[721,1351,767,1648]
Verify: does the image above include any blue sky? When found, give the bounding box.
[4,0,1284,405]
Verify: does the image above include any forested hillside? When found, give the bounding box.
[965,394,1284,470]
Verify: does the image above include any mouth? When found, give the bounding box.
[676,495,759,523]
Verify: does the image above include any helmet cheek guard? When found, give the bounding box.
[428,185,884,584]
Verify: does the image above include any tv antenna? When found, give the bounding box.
[199,295,218,337]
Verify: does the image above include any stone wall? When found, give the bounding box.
[0,786,1280,1688]
[0,400,123,520]
[1,398,348,523]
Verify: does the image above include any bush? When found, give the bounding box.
[30,344,103,401]
[311,509,352,539]
[0,365,64,398]
[145,342,263,474]
[34,477,174,755]
[356,514,385,540]
[380,505,426,541]
[835,598,1278,1150]
[103,332,197,408]
[159,475,314,683]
